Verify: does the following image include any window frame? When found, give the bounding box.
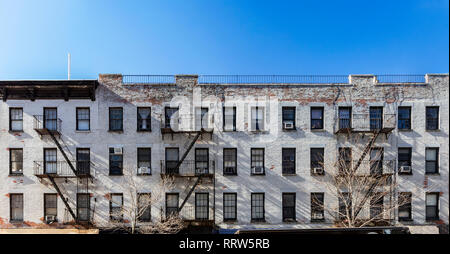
[165,147,179,174]
[425,106,439,131]
[9,148,23,175]
[109,147,123,175]
[338,147,352,174]
[397,106,411,130]
[76,193,91,222]
[223,148,237,175]
[282,193,296,222]
[76,107,90,131]
[137,107,151,132]
[311,192,325,222]
[310,107,324,130]
[76,148,90,175]
[165,193,179,217]
[223,193,237,221]
[250,148,265,175]
[425,147,439,174]
[310,148,325,175]
[109,107,123,131]
[9,107,23,132]
[282,148,296,175]
[44,193,57,221]
[370,147,384,176]
[137,193,152,222]
[195,148,209,175]
[164,107,179,129]
[338,107,352,130]
[369,106,383,130]
[43,107,58,131]
[251,106,264,131]
[282,107,296,130]
[425,192,439,221]
[109,193,124,222]
[251,193,265,222]
[44,148,57,174]
[137,147,152,175]
[398,147,412,175]
[195,192,209,220]
[10,193,24,222]
[398,192,412,221]
[223,106,237,131]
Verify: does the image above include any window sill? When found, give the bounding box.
[249,130,269,133]
[282,173,297,176]
[425,218,440,223]
[310,129,325,132]
[137,130,152,132]
[425,129,440,132]
[311,173,325,176]
[282,128,297,132]
[283,219,297,223]
[223,219,237,223]
[8,130,24,133]
[425,172,440,176]
[398,172,413,176]
[109,173,124,176]
[251,219,266,223]
[8,173,24,177]
[223,173,238,176]
[398,218,413,222]
[222,130,237,132]
[137,173,152,176]
[398,129,413,132]
[250,173,266,176]
[311,219,325,223]
[108,130,123,133]
[75,130,91,133]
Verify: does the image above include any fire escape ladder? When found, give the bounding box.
[48,131,77,176]
[174,131,203,171]
[48,175,77,221]
[178,176,202,211]
[352,130,382,173]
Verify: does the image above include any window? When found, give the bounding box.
[251,193,265,221]
[165,193,179,217]
[338,148,352,174]
[44,108,58,131]
[195,148,209,174]
[109,147,123,175]
[9,148,23,175]
[369,107,383,130]
[44,148,57,174]
[195,193,209,220]
[398,148,411,174]
[425,193,439,221]
[76,108,90,131]
[223,193,237,221]
[251,148,265,175]
[426,106,439,130]
[44,194,57,221]
[165,148,179,174]
[338,107,351,129]
[9,108,23,131]
[339,193,352,220]
[137,148,151,175]
[310,148,324,175]
[195,107,209,130]
[223,148,237,175]
[109,107,123,131]
[10,194,23,222]
[370,195,383,220]
[164,107,179,129]
[398,107,411,130]
[137,107,151,131]
[311,107,324,130]
[370,147,384,175]
[398,192,412,221]
[311,193,324,221]
[282,107,296,130]
[282,148,296,174]
[425,148,439,174]
[76,148,90,175]
[223,106,236,131]
[77,193,90,222]
[138,193,151,222]
[251,107,264,131]
[110,193,123,221]
[282,193,296,221]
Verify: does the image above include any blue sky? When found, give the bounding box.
[0,0,448,79]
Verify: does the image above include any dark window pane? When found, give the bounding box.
[223,148,237,175]
[282,148,296,174]
[426,107,439,130]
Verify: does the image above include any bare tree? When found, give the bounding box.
[311,133,411,228]
[102,172,185,234]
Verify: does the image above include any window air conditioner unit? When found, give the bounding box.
[399,165,411,173]
[252,166,264,175]
[113,147,123,154]
[313,167,324,174]
[45,215,56,223]
[312,213,324,220]
[138,167,151,175]
[283,122,295,130]
[196,167,208,174]
[224,167,236,174]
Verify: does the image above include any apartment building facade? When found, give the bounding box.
[0,74,448,233]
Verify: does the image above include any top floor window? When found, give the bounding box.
[137,107,151,131]
[9,108,23,131]
[282,107,296,130]
[426,106,439,130]
[251,107,264,131]
[165,107,179,129]
[76,108,90,131]
[311,107,324,130]
[195,107,209,130]
[338,107,351,129]
[398,107,411,130]
[370,107,383,130]
[44,108,58,131]
[223,107,236,131]
[109,107,123,131]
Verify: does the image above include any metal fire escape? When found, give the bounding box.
[33,115,92,224]
[334,111,396,224]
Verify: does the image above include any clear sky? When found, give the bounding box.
[0,0,448,79]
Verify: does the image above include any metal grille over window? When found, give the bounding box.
[338,107,351,129]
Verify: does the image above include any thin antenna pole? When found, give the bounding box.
[68,53,71,80]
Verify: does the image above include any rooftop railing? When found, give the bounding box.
[375,75,426,83]
[198,75,349,84]
[123,75,175,84]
